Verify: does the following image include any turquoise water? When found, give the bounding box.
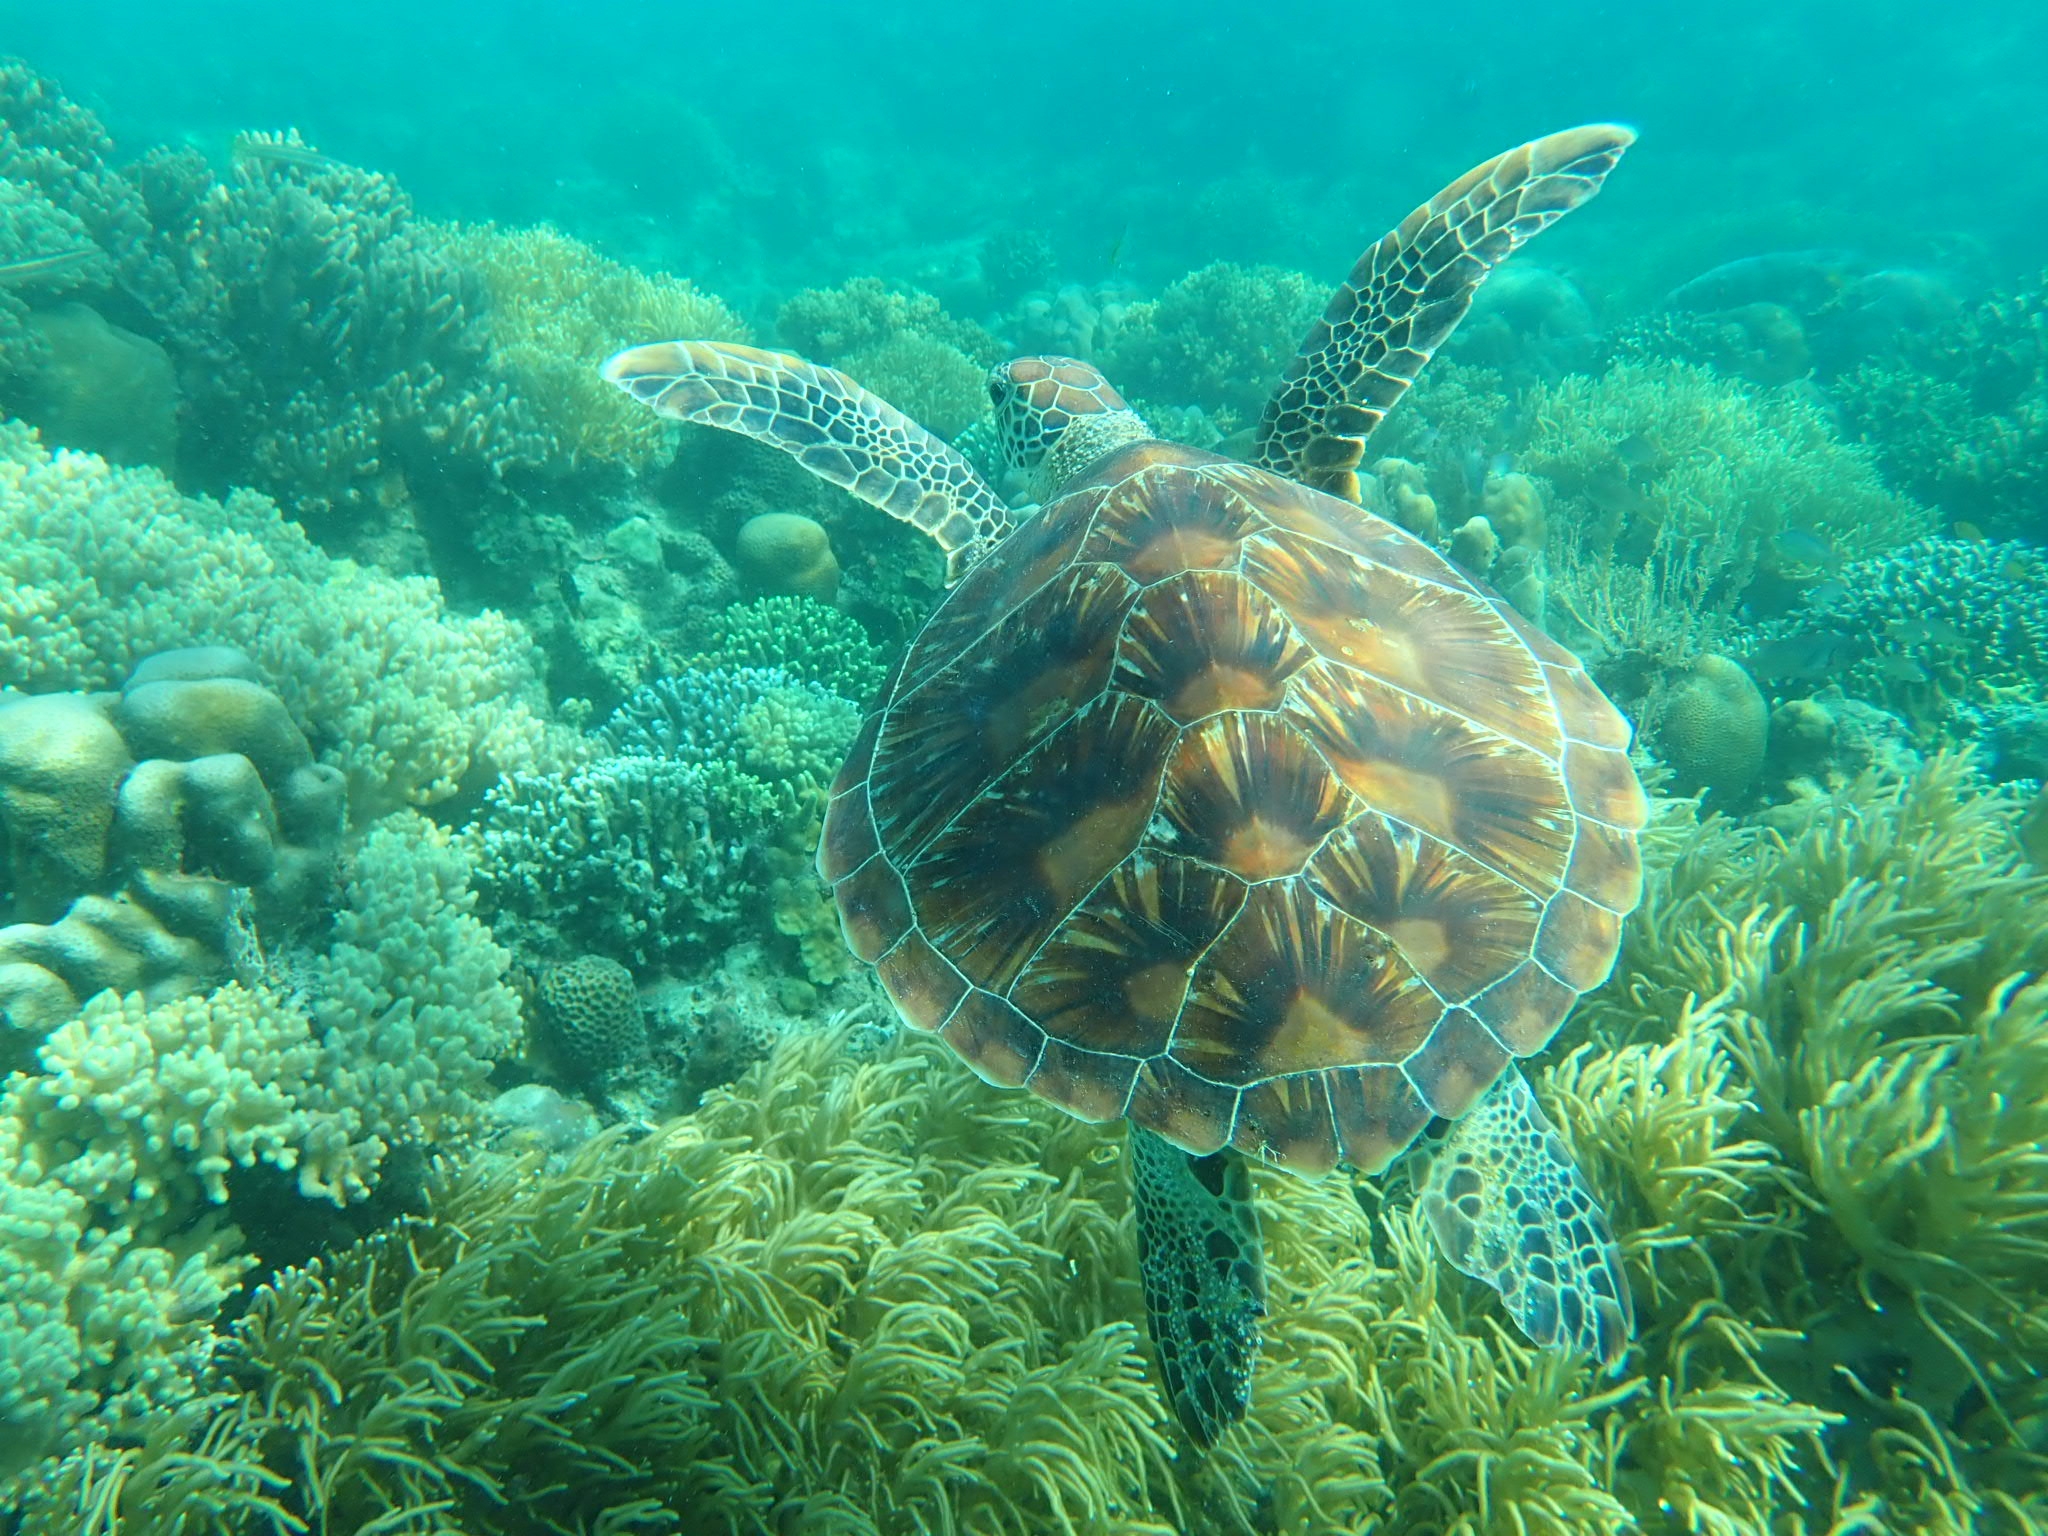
[1,5,2046,1533]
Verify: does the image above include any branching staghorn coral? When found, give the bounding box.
[467,667,856,977]
[700,594,887,702]
[0,59,179,330]
[466,752,767,972]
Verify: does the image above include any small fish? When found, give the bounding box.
[1951,520,1986,542]
[1884,616,1962,646]
[1747,633,1847,682]
[0,247,97,287]
[1805,579,1848,607]
[1461,447,1513,500]
[1105,224,1127,274]
[1612,431,1668,475]
[1770,527,1840,570]
[230,131,340,173]
[1873,655,1930,684]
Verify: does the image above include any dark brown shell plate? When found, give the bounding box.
[819,441,1644,1174]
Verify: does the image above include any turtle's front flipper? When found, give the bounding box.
[1416,1066,1633,1370]
[602,340,1012,582]
[1130,1126,1265,1448]
[1254,124,1634,501]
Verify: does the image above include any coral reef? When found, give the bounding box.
[1833,267,2047,540]
[0,425,564,814]
[602,665,859,795]
[467,753,758,974]
[445,221,750,470]
[468,667,857,978]
[1101,261,1326,431]
[1524,360,1937,722]
[1526,360,1931,581]
[533,953,647,1083]
[1645,653,1771,805]
[1557,756,2048,1529]
[700,596,887,702]
[776,274,1001,371]
[977,228,1057,309]
[1749,537,2048,742]
[0,652,347,1039]
[1612,300,1816,387]
[733,510,840,600]
[1447,263,1601,382]
[132,135,550,541]
[774,276,1000,440]
[0,61,171,368]
[11,759,2048,1531]
[0,813,520,1487]
[6,302,178,471]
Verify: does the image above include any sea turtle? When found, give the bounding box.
[604,124,1644,1447]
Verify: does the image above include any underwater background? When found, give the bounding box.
[0,0,2046,1530]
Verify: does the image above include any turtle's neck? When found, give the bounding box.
[1037,407,1152,499]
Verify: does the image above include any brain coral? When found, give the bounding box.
[535,954,647,1081]
[733,512,840,601]
[0,424,565,814]
[1647,653,1770,803]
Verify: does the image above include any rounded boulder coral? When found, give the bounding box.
[1650,653,1770,803]
[733,512,840,601]
[536,955,647,1082]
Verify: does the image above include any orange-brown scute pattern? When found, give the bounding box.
[817,442,1646,1175]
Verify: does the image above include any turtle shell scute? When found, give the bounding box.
[839,454,1645,1179]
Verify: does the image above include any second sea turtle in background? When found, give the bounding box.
[605,123,1642,1448]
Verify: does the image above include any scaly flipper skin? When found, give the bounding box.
[1130,1126,1266,1448]
[602,340,1014,583]
[1254,124,1635,501]
[1416,1066,1633,1369]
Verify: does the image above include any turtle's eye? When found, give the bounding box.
[987,376,1010,406]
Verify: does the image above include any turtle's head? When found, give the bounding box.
[988,355,1151,498]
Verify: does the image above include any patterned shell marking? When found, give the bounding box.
[819,440,1646,1176]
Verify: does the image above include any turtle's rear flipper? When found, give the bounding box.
[1130,1126,1265,1448]
[1416,1066,1633,1370]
